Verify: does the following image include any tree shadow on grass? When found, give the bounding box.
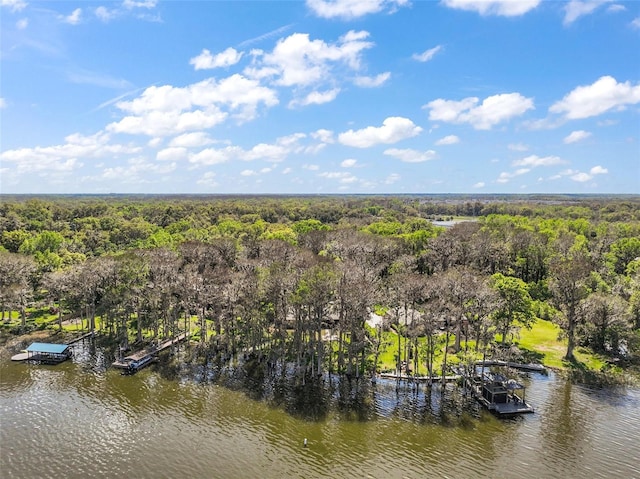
[514,346,546,364]
[562,356,628,387]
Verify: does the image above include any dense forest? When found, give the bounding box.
[1,195,639,386]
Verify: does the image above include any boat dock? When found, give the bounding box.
[11,332,95,363]
[112,333,189,374]
[11,342,73,364]
[455,366,534,417]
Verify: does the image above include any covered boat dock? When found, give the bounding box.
[21,343,72,364]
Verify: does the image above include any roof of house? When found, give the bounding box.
[26,343,70,354]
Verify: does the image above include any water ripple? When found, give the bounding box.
[1,360,639,479]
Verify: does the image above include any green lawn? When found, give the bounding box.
[516,318,606,370]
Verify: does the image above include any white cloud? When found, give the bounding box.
[319,171,358,184]
[551,165,608,182]
[95,6,116,22]
[523,117,565,131]
[473,182,485,188]
[384,148,437,163]
[339,116,423,148]
[100,157,175,183]
[63,8,82,25]
[190,48,243,70]
[0,132,140,175]
[241,169,257,176]
[289,88,340,107]
[242,142,291,162]
[304,164,320,170]
[1,0,27,12]
[563,0,612,25]
[94,1,158,22]
[187,133,307,167]
[353,72,390,87]
[189,147,239,166]
[306,0,409,19]
[435,134,459,145]
[310,129,334,144]
[251,31,374,88]
[512,155,565,167]
[550,168,577,180]
[108,109,228,137]
[16,18,28,29]
[607,4,625,12]
[148,137,163,148]
[169,132,215,148]
[590,165,608,175]
[550,76,640,119]
[107,74,278,136]
[385,173,401,184]
[508,143,529,151]
[341,158,358,167]
[282,167,293,174]
[243,30,383,107]
[441,0,540,17]
[496,168,530,183]
[123,0,157,9]
[571,172,592,182]
[156,147,188,162]
[564,130,592,144]
[631,17,640,29]
[197,172,218,187]
[0,97,6,109]
[425,93,534,130]
[412,45,442,62]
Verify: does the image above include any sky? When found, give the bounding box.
[1,0,639,195]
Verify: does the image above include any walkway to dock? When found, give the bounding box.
[378,372,460,382]
[156,333,189,352]
[475,360,546,372]
[66,331,95,345]
[112,333,189,371]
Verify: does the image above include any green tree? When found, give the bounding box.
[549,234,592,361]
[490,273,536,344]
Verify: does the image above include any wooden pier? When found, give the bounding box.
[112,333,189,374]
[475,360,546,373]
[378,372,460,383]
[66,331,95,345]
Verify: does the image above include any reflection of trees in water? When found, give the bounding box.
[540,379,591,470]
[170,353,492,426]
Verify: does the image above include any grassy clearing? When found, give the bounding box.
[516,318,606,371]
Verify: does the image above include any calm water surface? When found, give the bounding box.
[1,345,639,479]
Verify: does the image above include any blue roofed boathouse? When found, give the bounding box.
[25,343,72,364]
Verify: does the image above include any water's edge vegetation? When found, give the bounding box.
[1,194,639,419]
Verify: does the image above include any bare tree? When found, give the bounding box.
[0,252,36,329]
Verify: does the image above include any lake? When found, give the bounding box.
[1,344,639,479]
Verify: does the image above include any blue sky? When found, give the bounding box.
[1,0,639,194]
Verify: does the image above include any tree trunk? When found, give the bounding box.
[565,306,576,361]
[58,298,63,331]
